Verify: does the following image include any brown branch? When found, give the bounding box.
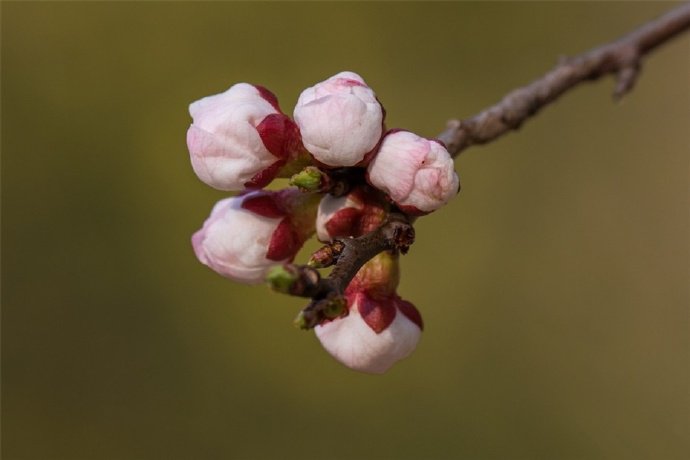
[273,213,414,329]
[437,3,690,157]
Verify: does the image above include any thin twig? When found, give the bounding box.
[437,3,690,157]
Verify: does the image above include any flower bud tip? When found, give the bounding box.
[289,166,326,192]
[306,258,322,269]
[266,265,297,294]
[293,311,310,330]
[308,240,345,268]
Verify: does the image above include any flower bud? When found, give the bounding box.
[187,83,302,191]
[294,71,384,167]
[191,189,316,284]
[314,252,423,374]
[265,265,299,294]
[367,130,459,215]
[289,166,327,192]
[315,292,423,374]
[315,187,388,242]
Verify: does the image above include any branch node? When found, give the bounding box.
[613,61,642,101]
[391,222,415,254]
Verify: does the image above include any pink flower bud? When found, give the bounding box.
[315,187,388,242]
[293,71,384,167]
[315,251,422,374]
[187,83,301,191]
[315,291,423,374]
[316,193,363,242]
[191,190,315,284]
[367,130,459,215]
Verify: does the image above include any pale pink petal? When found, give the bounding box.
[187,83,288,191]
[294,71,384,167]
[367,131,459,213]
[191,191,313,284]
[315,303,422,374]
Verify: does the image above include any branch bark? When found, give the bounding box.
[437,2,690,157]
[278,213,414,329]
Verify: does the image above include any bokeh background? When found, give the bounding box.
[2,2,688,459]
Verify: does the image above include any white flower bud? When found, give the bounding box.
[191,191,312,284]
[315,292,422,374]
[294,71,384,167]
[187,83,300,190]
[367,130,459,214]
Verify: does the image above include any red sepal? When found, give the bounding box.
[357,293,396,334]
[339,77,367,88]
[266,218,301,261]
[383,127,407,137]
[396,297,423,330]
[256,113,300,159]
[326,186,387,237]
[358,206,387,235]
[398,204,429,217]
[244,159,286,189]
[430,138,447,149]
[241,194,285,219]
[325,207,361,239]
[254,85,281,111]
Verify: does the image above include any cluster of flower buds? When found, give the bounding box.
[188,71,459,373]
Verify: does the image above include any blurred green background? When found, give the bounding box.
[2,2,688,459]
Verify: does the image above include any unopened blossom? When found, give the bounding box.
[315,252,423,374]
[187,83,302,191]
[192,189,317,284]
[315,294,422,374]
[367,130,459,215]
[315,187,388,242]
[294,71,384,167]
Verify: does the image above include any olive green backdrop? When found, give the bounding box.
[2,2,688,459]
